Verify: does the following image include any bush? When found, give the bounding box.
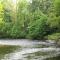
[47,33,60,41]
[0,23,13,38]
[0,21,5,38]
[27,15,48,39]
[46,15,60,34]
[10,23,26,38]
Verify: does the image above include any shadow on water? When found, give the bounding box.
[0,45,20,60]
[0,40,60,60]
[46,55,60,60]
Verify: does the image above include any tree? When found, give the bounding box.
[54,0,60,16]
[29,0,52,14]
[27,11,48,39]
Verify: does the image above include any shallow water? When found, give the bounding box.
[0,39,60,60]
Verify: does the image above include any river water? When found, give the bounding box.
[0,39,60,60]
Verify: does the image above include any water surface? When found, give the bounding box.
[0,39,60,60]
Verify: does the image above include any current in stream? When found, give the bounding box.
[0,39,60,60]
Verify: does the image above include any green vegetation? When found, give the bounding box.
[0,0,60,41]
[47,33,60,41]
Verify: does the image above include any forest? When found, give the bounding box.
[0,0,60,41]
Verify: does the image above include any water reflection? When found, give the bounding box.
[46,55,60,60]
[1,47,60,60]
[0,45,19,60]
[0,40,60,60]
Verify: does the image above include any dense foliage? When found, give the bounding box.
[0,0,60,40]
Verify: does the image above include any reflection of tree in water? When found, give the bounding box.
[0,45,19,59]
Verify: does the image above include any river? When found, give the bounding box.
[0,39,60,60]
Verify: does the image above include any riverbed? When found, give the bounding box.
[0,39,60,60]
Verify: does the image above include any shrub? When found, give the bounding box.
[10,23,26,38]
[27,15,48,39]
[47,33,60,41]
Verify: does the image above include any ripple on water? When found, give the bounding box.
[1,48,60,60]
[0,40,60,60]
